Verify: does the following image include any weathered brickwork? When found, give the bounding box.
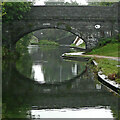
[3,2,120,50]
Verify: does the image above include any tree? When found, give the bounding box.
[88,2,114,6]
[44,0,65,5]
[44,0,79,5]
[2,2,33,54]
[64,0,79,5]
[2,2,33,23]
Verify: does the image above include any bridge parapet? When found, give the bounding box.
[24,6,116,20]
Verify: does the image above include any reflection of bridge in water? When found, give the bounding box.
[3,64,119,110]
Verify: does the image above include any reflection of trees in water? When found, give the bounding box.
[111,104,120,120]
[2,60,33,118]
[16,53,33,78]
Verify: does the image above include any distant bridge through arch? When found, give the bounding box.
[3,3,120,50]
[33,28,80,46]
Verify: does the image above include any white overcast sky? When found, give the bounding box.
[34,0,88,5]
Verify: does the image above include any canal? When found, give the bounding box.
[2,45,119,119]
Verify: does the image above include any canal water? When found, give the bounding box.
[2,45,119,119]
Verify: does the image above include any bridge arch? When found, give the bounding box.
[14,22,85,44]
[16,26,87,48]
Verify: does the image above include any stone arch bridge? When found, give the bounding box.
[3,2,120,50]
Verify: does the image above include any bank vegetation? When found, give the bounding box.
[86,36,120,84]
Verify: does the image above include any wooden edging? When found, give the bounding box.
[92,60,120,95]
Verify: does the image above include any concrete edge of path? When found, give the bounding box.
[92,60,120,95]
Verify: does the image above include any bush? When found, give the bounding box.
[38,40,59,46]
[98,37,118,47]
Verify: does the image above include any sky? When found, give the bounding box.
[34,0,88,5]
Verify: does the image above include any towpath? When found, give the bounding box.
[63,52,120,61]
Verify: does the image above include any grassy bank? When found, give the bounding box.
[31,40,59,46]
[92,58,120,84]
[87,43,119,57]
[86,41,119,83]
[70,42,86,48]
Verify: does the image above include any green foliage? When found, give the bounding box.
[88,2,114,6]
[94,58,119,83]
[16,33,33,54]
[37,40,59,46]
[87,43,119,57]
[2,2,32,23]
[98,37,118,47]
[111,106,120,120]
[2,2,33,54]
[57,22,64,26]
[29,35,38,43]
[65,24,72,31]
[45,0,79,5]
[16,53,32,78]
[2,46,19,59]
[2,33,33,58]
[2,102,30,118]
[2,46,9,57]
[70,42,86,48]
[96,58,118,74]
[1,2,6,16]
[99,2,114,6]
[87,36,119,57]
[86,36,119,84]
[31,39,59,46]
[2,103,6,118]
[78,42,86,48]
[64,0,79,5]
[70,43,76,47]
